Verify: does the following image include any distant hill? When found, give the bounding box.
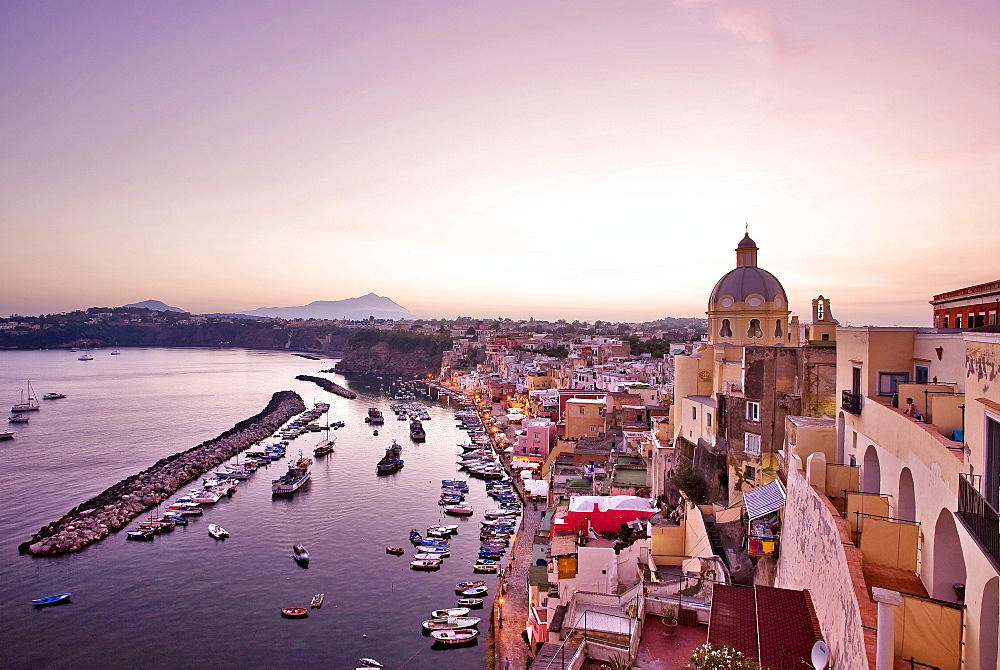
[123,299,186,313]
[238,293,417,321]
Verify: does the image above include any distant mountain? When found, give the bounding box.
[123,299,186,313]
[238,293,417,321]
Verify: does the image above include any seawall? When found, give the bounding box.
[295,374,358,399]
[18,390,306,556]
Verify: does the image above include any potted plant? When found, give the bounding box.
[662,607,678,636]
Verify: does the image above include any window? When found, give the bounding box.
[720,319,733,338]
[744,465,757,481]
[774,319,783,337]
[692,407,697,420]
[707,413,712,427]
[817,301,825,321]
[915,366,928,384]
[943,315,949,328]
[747,319,762,338]
[579,407,585,415]
[745,433,761,455]
[746,401,760,422]
[877,372,909,396]
[821,333,830,341]
[956,316,962,329]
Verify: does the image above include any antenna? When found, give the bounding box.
[811,640,830,669]
[745,222,749,234]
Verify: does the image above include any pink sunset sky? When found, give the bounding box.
[2,1,998,324]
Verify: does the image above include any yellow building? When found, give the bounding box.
[563,397,606,440]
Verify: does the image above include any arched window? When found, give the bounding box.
[720,319,733,338]
[747,319,762,338]
[774,319,783,337]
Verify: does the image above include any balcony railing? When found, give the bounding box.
[841,390,863,415]
[957,473,1000,570]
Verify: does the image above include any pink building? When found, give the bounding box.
[515,417,554,460]
[560,495,656,535]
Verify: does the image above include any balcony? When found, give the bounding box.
[957,473,1000,570]
[841,390,862,415]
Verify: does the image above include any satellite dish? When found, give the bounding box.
[811,640,830,669]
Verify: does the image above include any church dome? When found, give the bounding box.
[709,266,788,305]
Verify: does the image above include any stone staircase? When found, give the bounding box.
[530,642,580,669]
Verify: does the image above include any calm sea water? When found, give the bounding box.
[1,348,497,669]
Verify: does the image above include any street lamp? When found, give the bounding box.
[498,596,504,627]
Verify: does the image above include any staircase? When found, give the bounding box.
[530,642,579,669]
[704,518,730,570]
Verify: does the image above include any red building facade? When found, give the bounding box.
[931,279,1000,329]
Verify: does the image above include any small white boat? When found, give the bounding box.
[0,429,15,439]
[430,628,479,644]
[431,607,470,619]
[8,413,29,423]
[421,616,481,631]
[410,558,442,571]
[358,660,384,668]
[42,392,66,399]
[444,504,474,516]
[208,524,229,539]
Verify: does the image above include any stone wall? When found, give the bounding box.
[776,465,871,670]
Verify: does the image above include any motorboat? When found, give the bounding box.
[457,597,485,608]
[421,616,481,631]
[0,429,15,440]
[454,581,485,593]
[431,607,470,619]
[208,524,229,539]
[310,593,324,608]
[430,629,479,645]
[358,660,384,668]
[8,413,29,423]
[31,593,71,607]
[293,544,309,564]
[272,454,312,494]
[444,504,474,516]
[42,392,66,399]
[126,529,155,541]
[460,585,489,597]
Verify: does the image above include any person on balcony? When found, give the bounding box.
[904,398,923,421]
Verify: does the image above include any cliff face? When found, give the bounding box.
[334,329,451,376]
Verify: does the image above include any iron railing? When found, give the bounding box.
[841,390,862,415]
[957,473,1000,570]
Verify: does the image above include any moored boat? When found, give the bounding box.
[42,392,66,399]
[8,413,29,423]
[0,429,15,440]
[457,597,485,608]
[421,616,481,631]
[280,607,308,618]
[11,381,40,412]
[410,558,442,570]
[431,607,470,619]
[310,593,324,608]
[386,546,405,555]
[272,454,312,494]
[454,580,485,592]
[430,628,479,645]
[460,585,489,597]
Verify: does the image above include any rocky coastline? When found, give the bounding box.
[18,390,306,557]
[295,374,358,399]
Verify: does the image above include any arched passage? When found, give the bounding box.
[862,445,881,494]
[897,468,916,521]
[980,577,999,670]
[931,510,967,603]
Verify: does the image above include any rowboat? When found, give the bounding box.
[358,660,384,668]
[431,607,470,619]
[293,544,309,564]
[310,593,324,608]
[32,593,71,606]
[410,558,442,571]
[454,581,485,592]
[280,607,308,618]
[460,585,489,597]
[430,628,479,644]
[457,597,485,608]
[386,546,405,555]
[421,616,481,631]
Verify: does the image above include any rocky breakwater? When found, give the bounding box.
[18,390,306,557]
[296,374,357,399]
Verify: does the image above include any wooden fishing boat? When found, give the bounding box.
[431,607,470,619]
[421,616,481,631]
[293,544,309,564]
[454,581,485,593]
[457,597,485,608]
[280,607,308,618]
[386,546,405,555]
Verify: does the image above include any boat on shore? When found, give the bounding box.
[272,454,312,494]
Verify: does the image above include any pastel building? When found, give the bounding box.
[515,417,555,460]
[557,495,657,535]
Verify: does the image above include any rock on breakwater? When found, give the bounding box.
[295,374,357,399]
[18,390,306,556]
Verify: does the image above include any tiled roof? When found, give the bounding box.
[708,585,822,668]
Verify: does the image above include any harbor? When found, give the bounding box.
[1,348,508,668]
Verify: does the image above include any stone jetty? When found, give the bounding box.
[18,390,306,557]
[295,374,358,399]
